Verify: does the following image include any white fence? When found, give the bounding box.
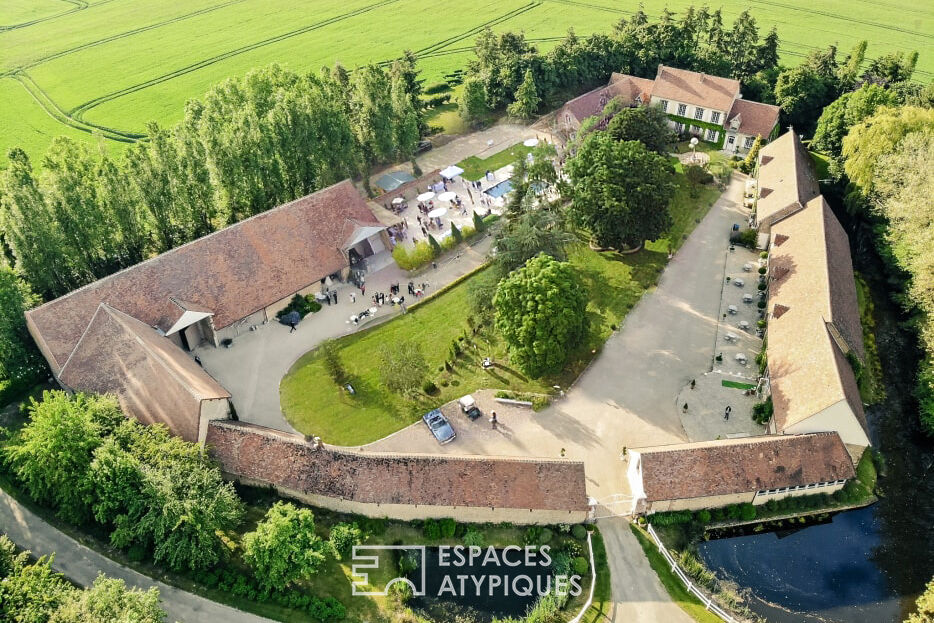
[568,531,596,623]
[645,524,740,623]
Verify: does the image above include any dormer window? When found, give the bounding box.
[730,115,741,130]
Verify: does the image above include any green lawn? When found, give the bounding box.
[721,380,757,390]
[281,242,663,445]
[456,142,534,180]
[5,0,930,163]
[629,524,724,623]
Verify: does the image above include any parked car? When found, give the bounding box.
[416,139,433,154]
[458,395,483,420]
[422,409,456,444]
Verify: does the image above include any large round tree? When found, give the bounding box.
[493,254,587,378]
[566,134,675,251]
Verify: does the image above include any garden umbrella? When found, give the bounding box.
[523,138,539,147]
[416,191,435,202]
[440,165,464,179]
[437,191,457,202]
[391,197,406,205]
[427,207,448,219]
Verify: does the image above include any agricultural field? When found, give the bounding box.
[1,0,932,162]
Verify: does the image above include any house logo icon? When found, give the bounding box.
[350,545,427,596]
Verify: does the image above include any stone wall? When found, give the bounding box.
[206,420,590,524]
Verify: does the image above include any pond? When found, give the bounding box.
[409,546,560,623]
[697,225,934,622]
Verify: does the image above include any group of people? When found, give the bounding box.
[387,222,408,247]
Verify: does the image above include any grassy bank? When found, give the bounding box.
[629,524,723,623]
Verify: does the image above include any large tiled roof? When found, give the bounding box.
[207,421,591,512]
[59,304,229,442]
[27,180,383,372]
[727,99,780,139]
[755,131,820,227]
[768,196,868,435]
[634,433,854,502]
[650,65,740,113]
[560,74,653,123]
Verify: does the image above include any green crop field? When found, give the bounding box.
[1,0,932,162]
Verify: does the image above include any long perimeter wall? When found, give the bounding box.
[206,421,591,524]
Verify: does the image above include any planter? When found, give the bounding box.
[494,397,534,408]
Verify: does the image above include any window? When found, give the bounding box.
[727,135,736,146]
[710,111,721,124]
[694,107,705,120]
[677,103,687,116]
[744,135,756,149]
[705,129,719,142]
[659,99,668,112]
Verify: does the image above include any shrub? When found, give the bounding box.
[392,241,435,271]
[422,380,438,395]
[757,282,767,291]
[473,210,485,232]
[739,503,757,521]
[388,580,413,606]
[306,596,346,622]
[461,225,476,239]
[451,223,463,243]
[760,251,768,258]
[538,527,553,544]
[524,526,542,545]
[752,398,773,425]
[757,319,767,328]
[422,519,441,540]
[572,556,589,575]
[650,510,694,526]
[439,518,457,539]
[463,529,485,548]
[758,266,767,275]
[428,234,442,255]
[276,294,321,319]
[695,510,712,524]
[757,300,767,309]
[531,395,550,411]
[571,524,588,540]
[320,339,348,387]
[328,522,363,560]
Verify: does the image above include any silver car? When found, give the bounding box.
[422,409,456,444]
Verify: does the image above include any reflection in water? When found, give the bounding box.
[698,240,934,622]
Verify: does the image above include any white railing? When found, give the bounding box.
[568,531,596,623]
[645,524,740,623]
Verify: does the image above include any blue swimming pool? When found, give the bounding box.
[483,178,513,198]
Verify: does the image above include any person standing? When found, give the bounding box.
[489,410,498,430]
[724,405,732,420]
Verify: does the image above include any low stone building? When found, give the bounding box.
[207,421,591,524]
[627,432,855,514]
[753,130,821,234]
[25,180,388,442]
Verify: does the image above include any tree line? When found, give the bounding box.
[0,536,165,623]
[0,57,424,303]
[459,7,781,124]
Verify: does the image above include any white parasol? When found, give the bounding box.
[427,207,448,219]
[440,165,465,179]
[391,197,406,205]
[437,191,457,202]
[416,191,435,202]
[523,138,539,147]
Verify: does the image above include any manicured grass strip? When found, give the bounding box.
[629,524,724,623]
[578,528,612,623]
[721,379,756,390]
[456,143,534,180]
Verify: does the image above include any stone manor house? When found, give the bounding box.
[558,64,780,152]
